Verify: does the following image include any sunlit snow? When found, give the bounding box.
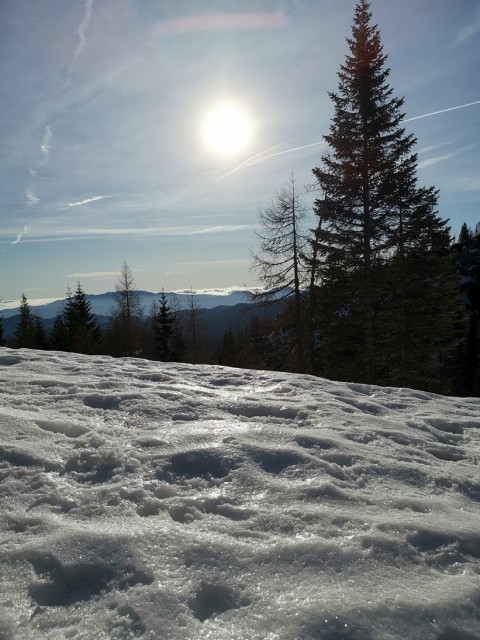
[1,348,479,639]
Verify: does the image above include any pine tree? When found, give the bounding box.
[458,222,473,243]
[14,294,36,349]
[311,0,461,388]
[33,315,49,350]
[51,284,102,354]
[155,292,174,361]
[218,328,236,366]
[70,282,103,354]
[51,314,69,352]
[0,313,5,347]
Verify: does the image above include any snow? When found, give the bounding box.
[0,347,479,640]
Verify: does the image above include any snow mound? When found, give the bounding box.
[0,348,479,639]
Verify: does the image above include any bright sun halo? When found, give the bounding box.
[202,102,253,156]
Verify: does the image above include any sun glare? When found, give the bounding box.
[202,102,253,156]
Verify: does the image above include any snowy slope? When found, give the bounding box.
[0,348,479,640]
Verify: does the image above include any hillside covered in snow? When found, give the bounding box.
[0,348,479,639]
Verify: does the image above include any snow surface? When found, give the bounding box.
[0,347,479,640]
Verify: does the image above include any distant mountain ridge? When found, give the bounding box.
[1,289,255,320]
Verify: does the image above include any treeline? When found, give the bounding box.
[1,264,215,365]
[0,230,479,395]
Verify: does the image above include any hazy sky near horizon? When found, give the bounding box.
[1,0,479,303]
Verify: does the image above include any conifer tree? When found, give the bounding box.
[33,315,49,350]
[155,292,174,361]
[458,222,473,243]
[50,284,102,354]
[311,0,461,388]
[51,314,69,352]
[14,294,36,349]
[0,313,5,347]
[70,282,103,354]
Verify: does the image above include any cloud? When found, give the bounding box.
[154,12,288,36]
[68,195,113,207]
[40,125,53,163]
[173,285,251,296]
[190,225,252,235]
[25,188,40,207]
[10,223,253,244]
[66,271,119,280]
[12,225,29,246]
[452,5,480,47]
[29,124,53,178]
[64,0,94,88]
[417,143,480,170]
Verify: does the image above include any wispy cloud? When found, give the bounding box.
[11,223,253,243]
[12,225,29,246]
[154,12,288,36]
[64,0,94,88]
[173,285,251,296]
[40,125,53,163]
[452,5,480,47]
[29,124,53,178]
[68,195,114,207]
[67,271,119,279]
[25,188,40,207]
[190,225,252,235]
[418,143,480,169]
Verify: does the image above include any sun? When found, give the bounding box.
[201,102,253,156]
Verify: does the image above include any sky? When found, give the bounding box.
[1,346,480,638]
[1,0,479,305]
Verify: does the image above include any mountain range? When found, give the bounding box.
[0,289,255,320]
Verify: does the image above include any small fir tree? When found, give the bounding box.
[155,292,174,361]
[14,294,35,349]
[458,222,473,243]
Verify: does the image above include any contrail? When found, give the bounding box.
[68,195,113,207]
[217,99,480,179]
[404,100,480,122]
[217,141,325,181]
[12,226,29,246]
[64,0,94,88]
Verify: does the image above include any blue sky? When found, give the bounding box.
[1,0,479,304]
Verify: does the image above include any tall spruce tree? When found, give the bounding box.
[311,0,460,388]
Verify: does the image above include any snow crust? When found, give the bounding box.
[0,347,479,639]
